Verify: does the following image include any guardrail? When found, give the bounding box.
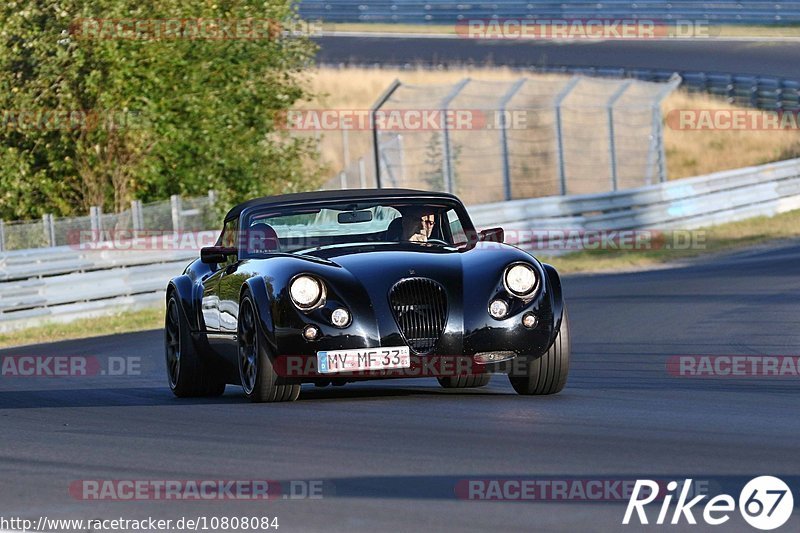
[470,158,800,247]
[0,245,200,332]
[299,1,800,24]
[2,158,800,331]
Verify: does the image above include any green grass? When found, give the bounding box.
[0,307,164,349]
[540,209,800,273]
[1,209,799,347]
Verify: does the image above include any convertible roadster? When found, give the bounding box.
[165,189,569,402]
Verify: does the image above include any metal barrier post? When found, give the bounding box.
[131,200,143,232]
[371,79,402,189]
[170,195,183,232]
[554,77,580,195]
[42,214,56,247]
[208,190,216,207]
[0,220,5,252]
[440,78,471,194]
[606,80,633,191]
[90,206,103,234]
[498,79,527,201]
[339,171,347,189]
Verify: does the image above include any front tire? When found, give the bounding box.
[165,294,226,398]
[238,292,300,403]
[508,307,570,395]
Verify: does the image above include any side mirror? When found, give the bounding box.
[479,227,504,243]
[201,246,236,264]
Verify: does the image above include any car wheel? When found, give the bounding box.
[238,292,301,403]
[165,294,226,397]
[437,374,491,388]
[508,306,570,395]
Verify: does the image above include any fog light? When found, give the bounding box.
[303,325,320,340]
[522,313,538,329]
[331,307,350,328]
[474,351,516,364]
[489,299,509,319]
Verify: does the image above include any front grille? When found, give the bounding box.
[389,278,448,354]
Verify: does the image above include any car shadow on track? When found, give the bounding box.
[0,381,511,409]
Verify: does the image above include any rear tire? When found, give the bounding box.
[165,294,226,398]
[238,292,300,403]
[508,307,570,395]
[437,374,491,389]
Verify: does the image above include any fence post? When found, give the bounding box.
[90,206,103,235]
[42,214,56,247]
[170,194,183,232]
[440,78,471,194]
[358,157,367,188]
[208,190,216,207]
[645,74,682,184]
[371,79,402,189]
[339,171,347,190]
[606,80,633,192]
[553,77,580,195]
[498,79,527,201]
[342,128,350,170]
[0,219,5,252]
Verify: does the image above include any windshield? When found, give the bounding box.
[240,198,473,257]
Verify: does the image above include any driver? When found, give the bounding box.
[402,207,436,243]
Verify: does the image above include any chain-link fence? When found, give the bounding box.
[0,191,219,252]
[363,74,680,205]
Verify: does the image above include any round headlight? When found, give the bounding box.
[331,308,350,328]
[290,275,324,309]
[489,299,509,319]
[505,263,538,296]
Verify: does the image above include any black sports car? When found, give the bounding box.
[165,189,569,402]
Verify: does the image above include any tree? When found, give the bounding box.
[0,0,320,220]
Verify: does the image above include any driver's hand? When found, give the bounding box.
[409,233,427,243]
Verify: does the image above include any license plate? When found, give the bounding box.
[317,346,411,374]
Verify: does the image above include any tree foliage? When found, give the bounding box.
[0,0,320,220]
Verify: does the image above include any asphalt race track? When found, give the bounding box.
[1,242,799,532]
[315,36,800,79]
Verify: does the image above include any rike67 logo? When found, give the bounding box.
[624,476,794,530]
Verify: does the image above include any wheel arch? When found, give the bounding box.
[242,276,278,356]
[167,275,202,332]
[542,263,566,335]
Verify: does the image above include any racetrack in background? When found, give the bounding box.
[314,35,800,80]
[1,242,799,532]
